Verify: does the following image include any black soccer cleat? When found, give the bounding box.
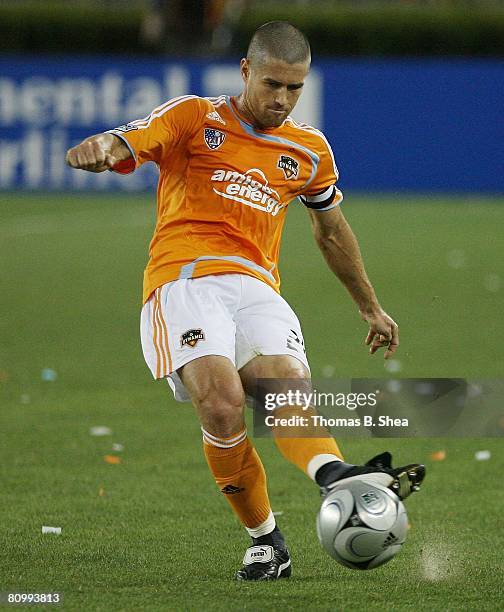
[235,544,292,581]
[366,451,426,499]
[319,451,426,501]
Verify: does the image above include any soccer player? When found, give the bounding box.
[66,21,425,581]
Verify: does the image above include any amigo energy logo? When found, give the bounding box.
[211,168,284,216]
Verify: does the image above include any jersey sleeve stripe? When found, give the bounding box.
[286,119,339,180]
[205,95,227,105]
[126,94,193,127]
[127,95,198,130]
[315,131,338,179]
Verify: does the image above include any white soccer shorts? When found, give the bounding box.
[140,273,310,401]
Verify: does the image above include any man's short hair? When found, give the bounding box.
[247,21,311,66]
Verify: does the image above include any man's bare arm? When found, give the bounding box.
[308,205,399,358]
[65,133,132,173]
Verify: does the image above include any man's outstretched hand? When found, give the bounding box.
[65,133,131,173]
[360,308,399,359]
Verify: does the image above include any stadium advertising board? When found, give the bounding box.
[0,56,501,192]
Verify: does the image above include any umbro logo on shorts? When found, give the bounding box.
[204,128,226,150]
[180,328,205,348]
[277,154,299,180]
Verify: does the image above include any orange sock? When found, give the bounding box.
[272,406,344,480]
[202,427,275,536]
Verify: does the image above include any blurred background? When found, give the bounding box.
[0,0,503,193]
[1,3,503,609]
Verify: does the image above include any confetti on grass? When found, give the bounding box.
[42,526,61,535]
[430,450,446,461]
[112,443,124,452]
[475,450,491,461]
[104,455,121,465]
[41,368,57,382]
[89,426,112,436]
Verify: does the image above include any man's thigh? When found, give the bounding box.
[235,275,310,374]
[140,276,240,400]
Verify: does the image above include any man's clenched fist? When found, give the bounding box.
[65,133,130,173]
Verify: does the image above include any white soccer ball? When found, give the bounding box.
[317,478,408,570]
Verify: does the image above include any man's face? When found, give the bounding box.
[240,55,310,129]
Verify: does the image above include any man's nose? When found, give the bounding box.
[274,88,288,107]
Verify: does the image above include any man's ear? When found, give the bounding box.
[240,58,249,84]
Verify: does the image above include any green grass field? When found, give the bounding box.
[1,193,503,611]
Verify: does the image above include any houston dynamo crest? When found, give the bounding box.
[180,329,205,348]
[277,155,299,180]
[204,128,226,150]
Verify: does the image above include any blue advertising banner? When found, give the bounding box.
[0,56,502,193]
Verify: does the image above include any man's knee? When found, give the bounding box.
[196,384,245,435]
[179,356,246,437]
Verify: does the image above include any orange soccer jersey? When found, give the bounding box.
[108,94,342,303]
